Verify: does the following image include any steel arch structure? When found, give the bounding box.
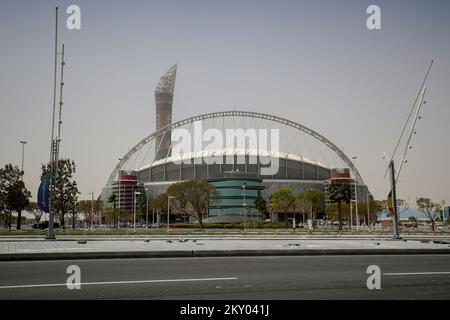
[106,111,365,186]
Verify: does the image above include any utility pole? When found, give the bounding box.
[389,160,400,239]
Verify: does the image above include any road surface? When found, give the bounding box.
[0,255,449,299]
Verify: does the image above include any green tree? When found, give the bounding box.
[0,164,25,229]
[41,159,80,229]
[416,197,441,231]
[104,208,130,227]
[269,188,296,226]
[296,193,308,224]
[6,180,31,230]
[326,202,351,221]
[254,196,268,220]
[77,199,102,228]
[26,202,42,224]
[167,180,216,228]
[328,182,352,231]
[107,194,119,228]
[70,200,78,229]
[151,192,168,212]
[357,200,383,226]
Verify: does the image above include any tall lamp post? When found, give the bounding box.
[117,159,122,229]
[134,191,141,232]
[442,200,447,227]
[20,141,27,177]
[351,157,360,229]
[88,192,94,229]
[367,192,371,227]
[145,187,149,228]
[167,196,175,231]
[242,183,247,230]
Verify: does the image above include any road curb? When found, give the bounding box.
[1,248,450,261]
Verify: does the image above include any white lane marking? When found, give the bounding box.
[384,272,450,276]
[0,277,238,290]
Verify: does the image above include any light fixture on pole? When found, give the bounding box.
[242,183,247,230]
[20,141,27,177]
[134,191,141,232]
[117,158,122,229]
[167,196,175,231]
[351,156,359,229]
[442,200,446,226]
[88,192,94,229]
[145,187,149,229]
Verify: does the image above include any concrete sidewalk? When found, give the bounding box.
[1,237,450,261]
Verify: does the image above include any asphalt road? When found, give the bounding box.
[0,255,449,300]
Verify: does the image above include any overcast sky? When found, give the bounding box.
[1,0,449,207]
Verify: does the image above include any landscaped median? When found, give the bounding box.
[1,237,450,261]
[0,226,449,238]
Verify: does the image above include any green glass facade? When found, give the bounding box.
[208,172,264,217]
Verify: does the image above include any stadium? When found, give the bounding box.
[100,65,369,223]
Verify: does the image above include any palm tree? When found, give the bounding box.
[108,194,117,210]
[328,182,352,231]
[108,194,118,228]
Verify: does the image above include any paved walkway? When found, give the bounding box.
[1,237,450,261]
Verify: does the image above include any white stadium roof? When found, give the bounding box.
[139,148,329,171]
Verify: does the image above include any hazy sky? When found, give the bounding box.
[1,0,449,207]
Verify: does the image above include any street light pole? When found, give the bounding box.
[355,179,359,229]
[20,141,27,177]
[351,157,360,229]
[134,191,141,232]
[367,192,371,227]
[152,191,155,227]
[242,183,246,231]
[117,159,122,229]
[350,199,353,229]
[442,200,446,226]
[88,192,94,229]
[167,196,175,231]
[145,188,149,228]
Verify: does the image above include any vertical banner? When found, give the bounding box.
[38,172,52,213]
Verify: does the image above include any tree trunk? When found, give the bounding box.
[198,213,204,228]
[338,201,342,231]
[431,219,435,231]
[16,209,22,230]
[72,213,76,229]
[61,212,65,230]
[8,211,12,230]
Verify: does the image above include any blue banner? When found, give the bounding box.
[37,172,52,213]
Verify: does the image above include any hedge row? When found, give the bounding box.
[169,222,289,229]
